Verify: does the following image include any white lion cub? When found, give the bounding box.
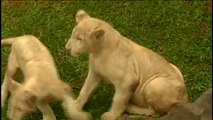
[65,10,188,120]
[1,35,90,120]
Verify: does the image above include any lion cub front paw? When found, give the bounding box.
[1,99,5,108]
[101,112,118,120]
[1,92,8,108]
[42,115,56,120]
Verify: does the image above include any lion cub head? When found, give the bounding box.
[65,10,107,57]
[8,80,37,120]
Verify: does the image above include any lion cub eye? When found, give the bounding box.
[76,35,83,41]
[15,106,23,111]
[77,38,82,41]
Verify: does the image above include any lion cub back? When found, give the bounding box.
[13,35,54,63]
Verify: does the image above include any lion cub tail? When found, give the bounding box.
[1,37,17,46]
[62,95,91,120]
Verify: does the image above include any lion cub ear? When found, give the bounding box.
[24,90,37,104]
[76,10,90,23]
[90,27,105,40]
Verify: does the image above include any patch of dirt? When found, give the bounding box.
[204,0,212,13]
[118,114,159,120]
[3,1,28,7]
[196,19,209,37]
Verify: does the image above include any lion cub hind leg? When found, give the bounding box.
[144,77,186,114]
[62,95,91,120]
[126,104,154,116]
[51,82,91,120]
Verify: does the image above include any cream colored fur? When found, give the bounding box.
[65,10,188,120]
[1,35,90,120]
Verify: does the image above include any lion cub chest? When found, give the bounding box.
[90,55,128,83]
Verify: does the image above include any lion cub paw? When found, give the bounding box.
[1,92,8,108]
[1,99,5,108]
[101,112,118,120]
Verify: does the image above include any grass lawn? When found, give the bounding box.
[1,1,212,120]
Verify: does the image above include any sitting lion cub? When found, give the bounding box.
[65,10,188,120]
[1,35,90,120]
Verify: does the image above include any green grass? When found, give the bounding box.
[1,1,212,120]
